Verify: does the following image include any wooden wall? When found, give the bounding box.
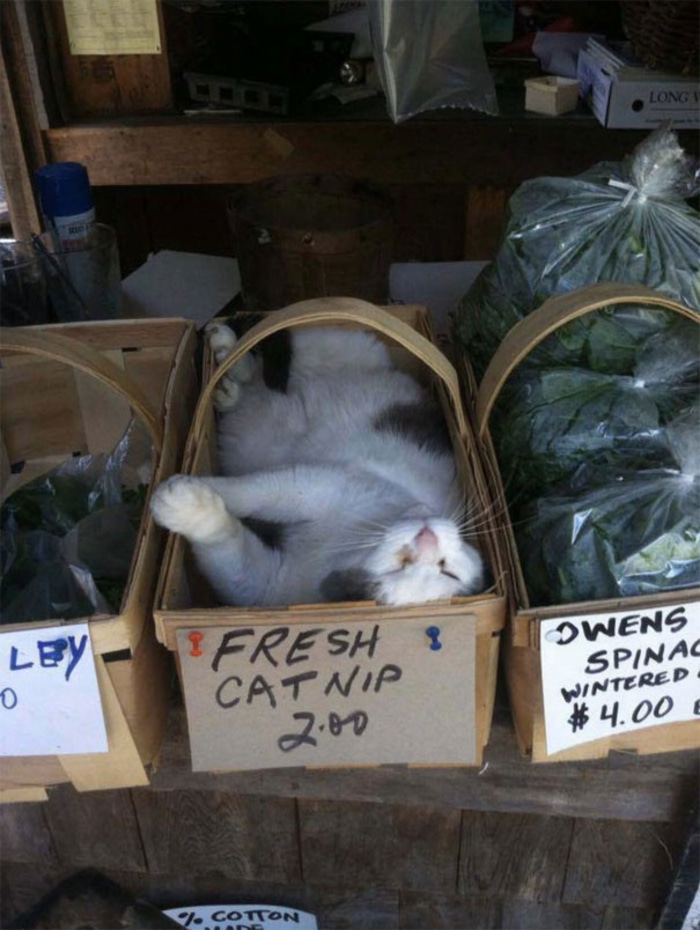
[91,180,510,282]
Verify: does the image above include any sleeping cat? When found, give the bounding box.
[150,320,485,607]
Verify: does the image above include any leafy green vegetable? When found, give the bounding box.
[1,423,151,624]
[453,129,700,380]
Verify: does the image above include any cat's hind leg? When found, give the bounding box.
[205,322,257,411]
[150,475,280,604]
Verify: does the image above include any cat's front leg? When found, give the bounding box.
[151,475,239,544]
[151,475,280,605]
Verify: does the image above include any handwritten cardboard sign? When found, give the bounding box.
[176,615,476,771]
[164,904,317,930]
[0,623,108,756]
[540,601,700,755]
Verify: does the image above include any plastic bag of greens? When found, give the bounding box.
[0,419,151,624]
[516,408,700,606]
[491,314,699,505]
[454,125,700,380]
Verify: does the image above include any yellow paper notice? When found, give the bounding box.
[63,0,161,55]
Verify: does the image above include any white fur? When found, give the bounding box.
[151,325,485,606]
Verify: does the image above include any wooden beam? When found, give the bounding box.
[44,118,700,188]
[0,1,46,237]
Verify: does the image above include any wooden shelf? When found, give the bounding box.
[149,699,700,825]
[42,113,688,188]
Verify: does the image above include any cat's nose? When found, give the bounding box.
[415,525,438,554]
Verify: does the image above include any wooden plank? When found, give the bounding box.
[44,120,700,188]
[0,801,56,864]
[130,789,301,882]
[298,798,460,892]
[464,186,509,261]
[563,818,686,909]
[42,784,146,871]
[400,891,503,929]
[388,184,467,263]
[0,1,43,238]
[0,862,63,928]
[149,704,700,824]
[458,810,573,901]
[602,906,656,929]
[499,900,607,929]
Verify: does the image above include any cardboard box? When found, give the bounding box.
[460,283,700,762]
[525,76,580,116]
[153,301,506,772]
[0,319,199,800]
[577,41,700,129]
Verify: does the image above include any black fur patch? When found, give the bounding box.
[240,517,285,550]
[373,401,452,453]
[229,315,292,393]
[320,568,378,603]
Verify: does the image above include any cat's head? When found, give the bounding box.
[321,517,485,606]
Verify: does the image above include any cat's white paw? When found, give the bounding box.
[205,322,238,365]
[151,476,238,543]
[205,322,256,412]
[212,377,241,411]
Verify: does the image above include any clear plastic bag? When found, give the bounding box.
[515,407,700,606]
[367,0,498,124]
[454,126,700,380]
[491,314,699,504]
[0,419,152,624]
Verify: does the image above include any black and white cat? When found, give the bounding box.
[150,321,485,607]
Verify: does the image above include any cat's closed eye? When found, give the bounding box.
[438,559,460,581]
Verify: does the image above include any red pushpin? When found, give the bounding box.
[188,630,203,657]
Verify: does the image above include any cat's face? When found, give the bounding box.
[366,518,484,606]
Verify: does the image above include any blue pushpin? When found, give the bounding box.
[426,626,442,651]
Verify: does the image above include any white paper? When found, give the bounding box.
[0,623,108,756]
[540,602,700,755]
[390,261,488,336]
[63,0,161,55]
[121,251,241,328]
[164,904,318,930]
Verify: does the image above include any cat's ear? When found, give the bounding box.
[320,568,378,603]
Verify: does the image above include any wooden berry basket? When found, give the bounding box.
[153,298,506,772]
[462,282,700,762]
[0,318,199,800]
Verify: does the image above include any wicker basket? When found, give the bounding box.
[154,299,506,772]
[0,319,199,800]
[466,283,700,762]
[620,0,699,75]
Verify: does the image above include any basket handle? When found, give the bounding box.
[1,328,163,452]
[475,283,697,436]
[193,297,470,440]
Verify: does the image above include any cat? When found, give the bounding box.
[150,319,485,607]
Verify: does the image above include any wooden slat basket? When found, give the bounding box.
[462,282,700,763]
[153,298,506,772]
[0,318,199,801]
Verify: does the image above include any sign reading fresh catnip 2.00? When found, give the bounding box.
[176,616,476,771]
[540,601,700,755]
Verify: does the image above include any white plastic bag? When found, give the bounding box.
[367,0,498,123]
